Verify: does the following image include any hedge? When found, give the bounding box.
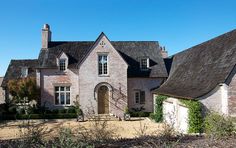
[130,112,151,117]
[180,99,203,133]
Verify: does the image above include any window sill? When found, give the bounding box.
[98,74,110,77]
[54,104,72,107]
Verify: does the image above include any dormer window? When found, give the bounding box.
[57,52,68,72]
[21,67,28,78]
[59,59,66,71]
[140,58,149,70]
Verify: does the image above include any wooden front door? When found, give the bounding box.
[98,86,109,114]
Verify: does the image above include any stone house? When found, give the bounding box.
[153,29,236,133]
[1,60,38,103]
[2,24,168,118]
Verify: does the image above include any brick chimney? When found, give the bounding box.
[42,24,52,49]
[160,46,168,58]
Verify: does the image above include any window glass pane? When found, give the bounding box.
[103,56,107,63]
[141,59,147,69]
[104,63,107,74]
[59,59,66,71]
[135,92,140,103]
[140,91,145,104]
[66,87,70,91]
[55,93,59,105]
[66,93,70,104]
[99,56,102,63]
[60,93,65,104]
[61,87,65,91]
[55,87,59,91]
[99,63,103,75]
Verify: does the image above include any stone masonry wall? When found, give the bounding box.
[40,68,79,109]
[79,35,128,118]
[128,78,163,112]
[228,73,236,116]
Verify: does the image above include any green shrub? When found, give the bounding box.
[67,107,76,113]
[130,112,150,117]
[204,112,235,138]
[45,109,52,114]
[58,109,67,114]
[152,95,168,122]
[180,99,203,133]
[52,109,59,114]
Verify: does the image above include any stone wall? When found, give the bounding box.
[39,68,79,109]
[199,85,226,115]
[128,78,163,112]
[78,35,128,118]
[228,72,236,116]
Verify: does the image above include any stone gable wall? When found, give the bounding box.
[79,35,128,118]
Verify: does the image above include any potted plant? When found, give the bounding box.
[124,106,130,121]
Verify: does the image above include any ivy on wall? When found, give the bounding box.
[150,95,168,122]
[180,99,203,133]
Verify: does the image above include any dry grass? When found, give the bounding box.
[0,117,163,140]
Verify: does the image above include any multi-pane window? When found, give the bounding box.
[21,67,28,78]
[134,91,145,104]
[59,59,66,71]
[55,86,70,105]
[98,55,108,75]
[140,58,148,70]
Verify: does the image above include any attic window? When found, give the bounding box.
[21,67,28,78]
[140,58,149,70]
[59,59,66,71]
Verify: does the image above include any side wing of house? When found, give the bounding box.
[2,59,38,103]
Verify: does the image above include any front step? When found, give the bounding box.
[88,114,120,121]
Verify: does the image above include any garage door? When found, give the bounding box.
[177,105,188,133]
[163,102,176,127]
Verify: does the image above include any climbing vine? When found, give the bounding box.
[180,99,203,133]
[151,95,168,122]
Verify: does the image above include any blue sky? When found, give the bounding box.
[0,0,236,76]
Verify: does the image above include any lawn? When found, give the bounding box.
[0,117,163,140]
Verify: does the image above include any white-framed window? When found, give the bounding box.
[140,58,149,70]
[59,59,66,71]
[98,54,108,75]
[55,86,70,105]
[21,67,28,78]
[134,90,145,104]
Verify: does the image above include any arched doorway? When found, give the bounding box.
[98,85,109,114]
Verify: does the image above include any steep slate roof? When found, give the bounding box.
[1,59,38,87]
[38,40,168,78]
[155,29,236,99]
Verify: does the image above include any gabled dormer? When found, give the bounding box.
[57,52,68,72]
